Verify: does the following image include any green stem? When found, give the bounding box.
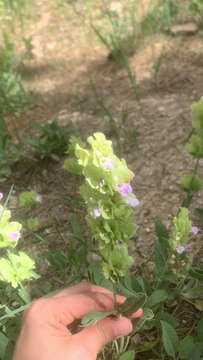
[112,281,118,310]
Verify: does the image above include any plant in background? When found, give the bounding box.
[26,118,75,160]
[0,190,39,358]
[90,1,138,92]
[0,30,32,183]
[180,98,203,212]
[91,1,138,62]
[19,190,42,208]
[26,217,40,231]
[0,191,38,287]
[189,0,203,22]
[139,0,179,39]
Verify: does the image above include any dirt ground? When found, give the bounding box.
[2,0,203,275]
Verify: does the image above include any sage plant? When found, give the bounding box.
[76,132,139,284]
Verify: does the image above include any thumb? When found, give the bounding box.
[74,316,133,358]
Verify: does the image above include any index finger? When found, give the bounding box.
[52,282,116,299]
[52,282,126,306]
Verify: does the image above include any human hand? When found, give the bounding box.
[13,282,143,360]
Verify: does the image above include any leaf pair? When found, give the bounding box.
[81,293,147,327]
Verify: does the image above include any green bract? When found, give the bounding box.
[191,97,203,138]
[181,174,203,192]
[188,135,203,158]
[0,205,22,248]
[75,132,138,282]
[170,208,192,250]
[188,98,203,158]
[102,243,134,280]
[64,157,83,176]
[0,251,39,288]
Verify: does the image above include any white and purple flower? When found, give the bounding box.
[176,246,185,254]
[192,226,198,235]
[101,158,114,170]
[124,196,139,207]
[117,183,132,197]
[92,209,101,219]
[10,232,20,241]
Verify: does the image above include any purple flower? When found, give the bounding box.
[176,246,185,254]
[10,232,20,241]
[92,209,101,219]
[117,183,132,197]
[101,158,114,170]
[185,244,192,251]
[100,180,104,186]
[0,193,3,200]
[192,226,198,235]
[124,196,139,207]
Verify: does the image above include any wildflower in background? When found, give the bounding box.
[0,251,39,288]
[92,209,101,219]
[176,246,185,254]
[185,244,192,251]
[192,226,199,234]
[100,180,104,186]
[117,183,132,197]
[0,193,3,200]
[170,207,192,253]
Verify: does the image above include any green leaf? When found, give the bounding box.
[18,286,31,304]
[155,218,170,242]
[154,218,170,276]
[182,286,203,299]
[188,135,203,158]
[0,332,9,359]
[156,311,179,328]
[81,310,115,327]
[147,289,169,308]
[196,318,203,343]
[119,350,135,360]
[181,174,203,192]
[64,157,83,176]
[189,266,203,281]
[70,213,82,238]
[178,336,194,359]
[117,294,146,317]
[161,320,179,359]
[188,344,202,360]
[119,275,150,297]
